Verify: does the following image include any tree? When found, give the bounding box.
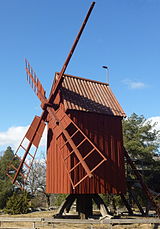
[0,147,15,209]
[5,191,30,215]
[27,159,46,195]
[27,158,52,208]
[27,158,67,208]
[123,113,160,163]
[122,113,160,195]
[0,146,24,209]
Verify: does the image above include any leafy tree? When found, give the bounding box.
[0,146,24,209]
[144,159,160,193]
[0,147,15,209]
[122,113,160,197]
[123,113,160,163]
[5,191,30,215]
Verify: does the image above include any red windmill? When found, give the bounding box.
[6,2,160,219]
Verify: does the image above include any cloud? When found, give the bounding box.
[0,125,47,151]
[123,79,146,89]
[1,116,159,152]
[147,116,160,132]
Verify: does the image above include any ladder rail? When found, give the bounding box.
[59,129,79,150]
[69,148,95,173]
[124,148,160,217]
[69,118,107,161]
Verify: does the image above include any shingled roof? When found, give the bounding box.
[56,73,126,117]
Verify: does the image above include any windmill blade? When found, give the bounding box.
[25,59,46,103]
[47,106,107,189]
[49,2,95,104]
[6,115,46,188]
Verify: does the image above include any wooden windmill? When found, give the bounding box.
[6,2,160,219]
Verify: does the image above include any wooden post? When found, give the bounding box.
[127,183,145,216]
[92,194,110,217]
[32,221,35,229]
[120,194,133,215]
[76,195,93,219]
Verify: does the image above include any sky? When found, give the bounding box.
[0,0,160,152]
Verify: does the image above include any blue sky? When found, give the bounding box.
[0,0,160,150]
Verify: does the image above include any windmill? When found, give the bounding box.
[6,2,160,219]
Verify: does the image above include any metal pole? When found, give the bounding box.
[102,66,109,84]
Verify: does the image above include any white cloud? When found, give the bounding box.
[123,79,146,89]
[1,116,159,152]
[0,125,47,151]
[147,116,160,132]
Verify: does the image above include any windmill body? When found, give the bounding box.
[46,73,126,194]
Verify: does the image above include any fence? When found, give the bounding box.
[0,217,160,228]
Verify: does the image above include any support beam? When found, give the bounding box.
[127,183,145,216]
[120,194,133,215]
[54,194,112,219]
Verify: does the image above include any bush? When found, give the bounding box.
[53,194,68,206]
[5,191,30,215]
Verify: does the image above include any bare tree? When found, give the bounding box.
[27,155,51,208]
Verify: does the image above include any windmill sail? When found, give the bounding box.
[51,107,107,189]
[6,116,46,188]
[25,59,46,104]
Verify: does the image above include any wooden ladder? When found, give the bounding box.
[124,148,160,217]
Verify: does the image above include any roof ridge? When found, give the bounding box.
[55,72,109,86]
